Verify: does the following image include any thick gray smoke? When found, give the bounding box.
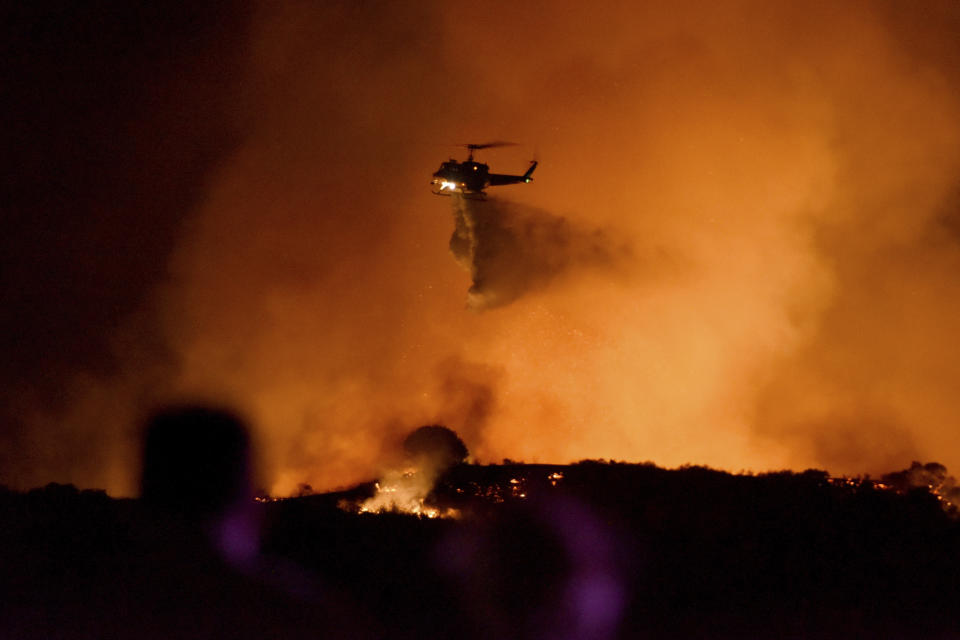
[449,196,631,310]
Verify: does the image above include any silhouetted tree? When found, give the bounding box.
[403,425,468,471]
[882,460,950,493]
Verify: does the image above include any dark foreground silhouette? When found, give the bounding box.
[3,459,960,639]
[1,406,370,639]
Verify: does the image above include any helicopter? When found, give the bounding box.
[431,142,537,199]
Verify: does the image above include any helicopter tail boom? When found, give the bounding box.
[487,160,537,187]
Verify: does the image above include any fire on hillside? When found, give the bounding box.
[333,466,569,519]
[327,461,959,520]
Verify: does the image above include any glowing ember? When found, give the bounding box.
[827,471,959,516]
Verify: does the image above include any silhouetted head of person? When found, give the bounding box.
[141,405,252,519]
[437,495,626,640]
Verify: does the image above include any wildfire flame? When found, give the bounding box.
[354,467,459,519]
[347,468,571,517]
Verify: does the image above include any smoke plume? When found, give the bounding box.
[6,1,960,495]
[449,196,631,310]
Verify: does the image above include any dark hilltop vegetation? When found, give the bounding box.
[3,460,960,639]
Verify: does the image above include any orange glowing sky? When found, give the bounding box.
[5,1,960,495]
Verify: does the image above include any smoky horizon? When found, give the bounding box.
[4,1,960,496]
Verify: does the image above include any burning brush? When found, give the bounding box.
[347,425,468,519]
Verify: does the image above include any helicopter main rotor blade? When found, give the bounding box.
[460,141,518,151]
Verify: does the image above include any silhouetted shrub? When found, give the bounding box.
[403,425,468,471]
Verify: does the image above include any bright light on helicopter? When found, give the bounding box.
[440,181,457,190]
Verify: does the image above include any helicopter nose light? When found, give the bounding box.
[440,180,457,191]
